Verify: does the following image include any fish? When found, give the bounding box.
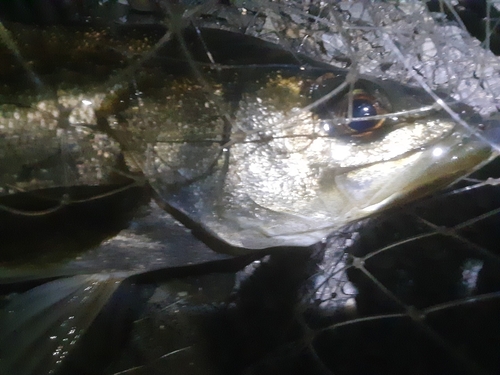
[0,25,497,252]
[0,13,499,375]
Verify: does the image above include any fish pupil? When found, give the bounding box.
[348,98,378,132]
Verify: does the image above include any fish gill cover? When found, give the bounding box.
[0,0,500,374]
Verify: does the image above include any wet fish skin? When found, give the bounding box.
[0,25,497,251]
[0,23,147,193]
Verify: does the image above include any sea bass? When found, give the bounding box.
[0,25,497,253]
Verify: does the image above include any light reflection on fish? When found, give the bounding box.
[0,23,499,375]
[1,26,496,251]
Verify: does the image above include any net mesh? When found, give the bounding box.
[1,1,500,374]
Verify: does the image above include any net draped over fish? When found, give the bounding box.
[0,1,500,374]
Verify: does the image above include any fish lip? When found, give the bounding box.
[367,126,497,212]
[320,116,497,222]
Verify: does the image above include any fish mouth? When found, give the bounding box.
[336,123,500,219]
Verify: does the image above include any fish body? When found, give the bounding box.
[0,25,497,252]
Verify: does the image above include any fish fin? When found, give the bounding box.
[0,273,128,375]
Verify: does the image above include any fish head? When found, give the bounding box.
[156,69,497,249]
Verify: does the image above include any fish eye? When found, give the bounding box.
[337,90,386,135]
[306,74,391,138]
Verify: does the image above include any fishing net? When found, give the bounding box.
[1,1,500,374]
